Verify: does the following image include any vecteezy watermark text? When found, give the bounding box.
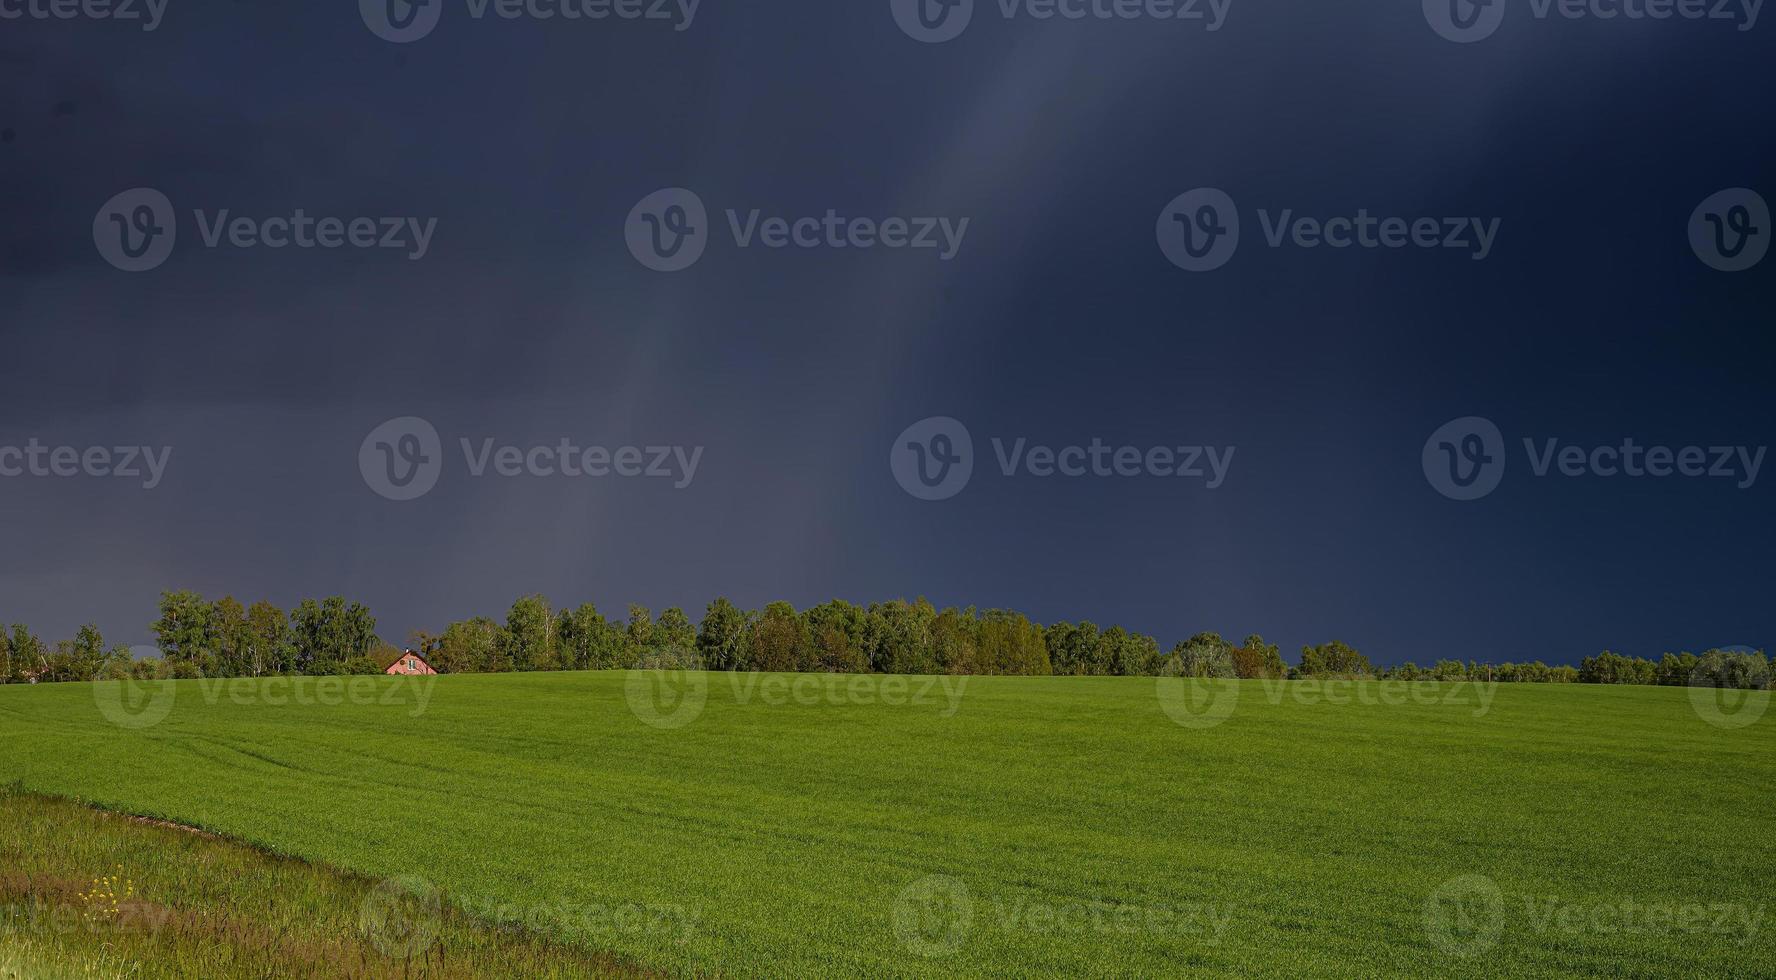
[625,670,969,729]
[625,188,969,272]
[0,440,171,489]
[1425,0,1760,44]
[94,189,438,272]
[890,0,1232,43]
[93,674,438,730]
[1422,416,1765,501]
[1157,676,1500,729]
[361,0,700,43]
[891,875,1232,958]
[0,0,167,30]
[1425,875,1764,958]
[891,416,1232,500]
[359,417,703,501]
[1157,189,1500,271]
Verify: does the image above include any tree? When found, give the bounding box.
[210,597,251,677]
[975,610,1053,676]
[748,601,810,672]
[558,603,622,671]
[153,590,215,672]
[246,601,292,676]
[503,595,556,671]
[65,624,111,680]
[1430,659,1467,681]
[1692,648,1770,690]
[7,624,46,682]
[623,605,656,667]
[1085,626,1153,676]
[803,600,868,673]
[435,617,504,673]
[1231,634,1286,679]
[1579,650,1656,685]
[695,598,751,671]
[928,606,979,675]
[1297,641,1373,677]
[653,607,697,659]
[1171,632,1236,678]
[1045,621,1101,677]
[865,599,938,675]
[290,597,379,675]
[288,599,324,674]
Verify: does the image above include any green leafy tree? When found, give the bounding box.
[1171,632,1236,678]
[1044,621,1101,677]
[803,600,868,673]
[928,606,979,675]
[695,598,751,671]
[748,601,810,672]
[1692,648,1770,690]
[153,590,215,672]
[435,617,504,673]
[290,597,379,675]
[1578,650,1657,685]
[1430,659,1468,681]
[246,601,292,676]
[503,595,556,671]
[653,607,697,659]
[1086,626,1160,676]
[1231,634,1287,679]
[211,597,252,677]
[975,610,1053,676]
[69,623,110,680]
[558,603,622,671]
[7,624,46,682]
[1297,641,1374,678]
[865,599,938,674]
[623,605,655,667]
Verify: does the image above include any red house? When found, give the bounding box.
[384,650,437,676]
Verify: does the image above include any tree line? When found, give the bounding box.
[0,591,1768,691]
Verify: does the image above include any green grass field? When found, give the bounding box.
[1,672,1771,977]
[0,791,642,979]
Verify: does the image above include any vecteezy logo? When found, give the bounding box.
[890,416,974,501]
[1687,646,1769,730]
[359,876,442,959]
[1424,874,1504,957]
[93,188,177,272]
[890,0,974,42]
[1424,0,1505,42]
[1156,188,1239,272]
[1422,416,1507,501]
[626,188,709,272]
[92,676,177,730]
[361,0,443,43]
[892,875,974,958]
[1156,665,1240,730]
[359,417,443,501]
[1689,189,1769,272]
[624,669,708,729]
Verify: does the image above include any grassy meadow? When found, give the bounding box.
[0,672,1771,977]
[0,791,642,979]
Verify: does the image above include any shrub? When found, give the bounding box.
[1171,634,1236,678]
[1691,649,1770,690]
[1297,641,1373,678]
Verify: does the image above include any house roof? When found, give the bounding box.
[373,647,431,671]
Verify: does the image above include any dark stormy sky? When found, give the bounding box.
[2,1,1771,665]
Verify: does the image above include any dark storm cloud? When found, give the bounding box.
[1,2,1771,660]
